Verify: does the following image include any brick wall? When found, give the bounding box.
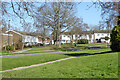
[8,31,23,49]
[0,34,13,48]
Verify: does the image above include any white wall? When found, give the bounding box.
[23,35,38,43]
[60,35,71,43]
[94,33,110,43]
[94,33,110,40]
[61,35,71,41]
[53,32,111,44]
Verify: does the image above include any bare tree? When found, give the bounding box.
[69,17,84,44]
[35,16,51,46]
[93,1,120,26]
[37,2,77,47]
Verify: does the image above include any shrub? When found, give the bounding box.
[110,16,120,52]
[39,43,43,46]
[4,45,14,51]
[31,45,36,47]
[77,39,88,44]
[105,36,109,41]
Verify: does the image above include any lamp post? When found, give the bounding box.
[8,20,10,53]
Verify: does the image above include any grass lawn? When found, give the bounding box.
[77,43,110,47]
[27,46,52,51]
[1,43,110,56]
[27,43,110,52]
[2,48,111,70]
[2,52,118,78]
[1,50,61,56]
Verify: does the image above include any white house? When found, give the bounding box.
[52,30,111,44]
[94,32,110,43]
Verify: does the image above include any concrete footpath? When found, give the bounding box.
[13,47,37,53]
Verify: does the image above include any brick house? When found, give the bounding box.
[0,33,13,50]
[5,30,51,49]
[6,30,39,49]
[0,27,14,50]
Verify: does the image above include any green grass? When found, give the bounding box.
[2,48,111,70]
[0,51,12,53]
[28,43,109,52]
[1,50,61,56]
[3,52,118,78]
[1,43,109,56]
[28,46,51,51]
[77,43,110,47]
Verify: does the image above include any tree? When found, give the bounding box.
[1,1,79,48]
[69,17,84,44]
[94,1,120,51]
[89,25,100,31]
[38,2,77,47]
[35,17,51,46]
[110,16,120,52]
[94,1,119,26]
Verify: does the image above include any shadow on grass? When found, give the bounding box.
[64,51,114,57]
[56,47,102,51]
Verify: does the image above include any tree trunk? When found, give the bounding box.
[43,40,45,47]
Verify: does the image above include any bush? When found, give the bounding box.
[39,43,43,46]
[105,36,109,41]
[110,19,120,52]
[4,45,14,51]
[77,39,88,44]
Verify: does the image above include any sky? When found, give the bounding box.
[4,2,104,31]
[76,2,102,26]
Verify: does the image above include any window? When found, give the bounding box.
[102,34,104,36]
[62,40,65,42]
[107,34,109,36]
[64,36,65,37]
[97,34,99,36]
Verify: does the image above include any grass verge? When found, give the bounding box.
[3,52,118,78]
[2,48,111,71]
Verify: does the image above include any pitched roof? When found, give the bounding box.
[93,30,111,33]
[0,27,7,33]
[6,30,42,37]
[62,30,111,35]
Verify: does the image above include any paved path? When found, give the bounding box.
[0,50,111,73]
[0,47,107,58]
[13,47,37,53]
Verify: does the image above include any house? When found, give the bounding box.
[0,27,13,50]
[5,30,51,49]
[31,33,51,45]
[5,30,39,49]
[0,33,13,50]
[93,30,111,43]
[52,30,111,44]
